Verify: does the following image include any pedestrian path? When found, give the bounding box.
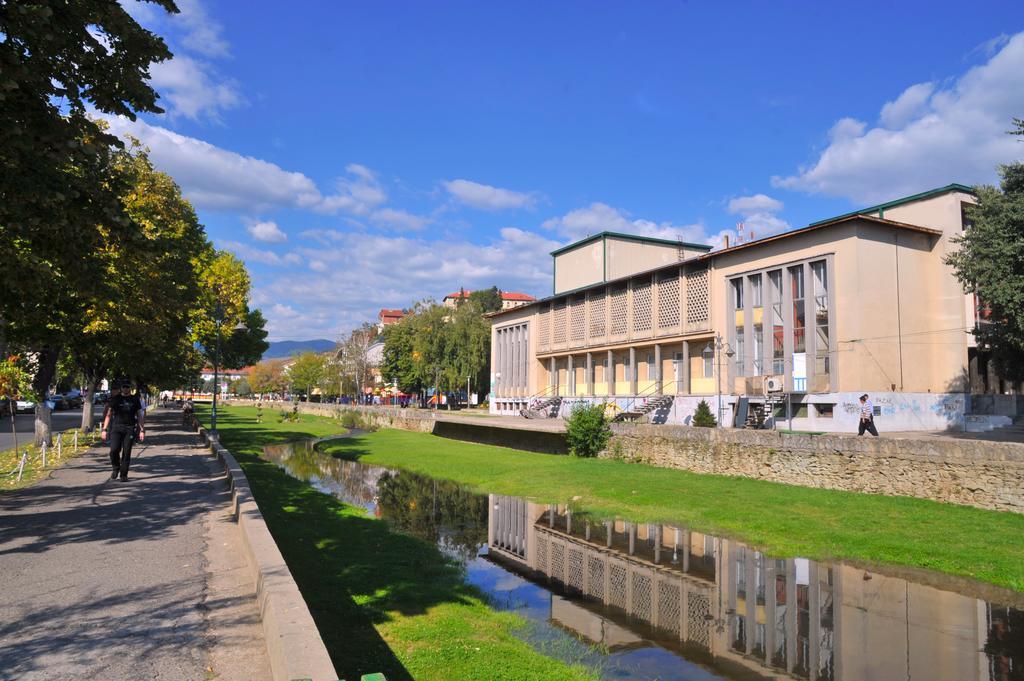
[0,408,271,681]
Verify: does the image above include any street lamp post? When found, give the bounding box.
[704,333,735,428]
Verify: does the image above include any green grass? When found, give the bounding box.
[312,424,1024,594]
[196,404,595,681]
[0,427,100,491]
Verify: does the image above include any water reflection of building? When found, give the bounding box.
[488,496,1018,681]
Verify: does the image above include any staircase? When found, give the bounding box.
[744,402,767,429]
[521,388,563,419]
[613,394,675,423]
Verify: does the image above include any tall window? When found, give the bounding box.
[751,274,763,375]
[702,343,714,378]
[732,278,744,309]
[790,265,805,354]
[733,278,745,376]
[770,270,784,374]
[812,261,829,379]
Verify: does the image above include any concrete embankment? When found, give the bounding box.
[228,401,1024,514]
[188,416,339,681]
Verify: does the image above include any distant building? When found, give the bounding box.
[443,289,537,310]
[378,308,407,332]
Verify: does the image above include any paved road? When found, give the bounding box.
[0,408,270,680]
[0,409,96,451]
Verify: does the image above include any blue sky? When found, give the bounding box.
[109,1,1024,340]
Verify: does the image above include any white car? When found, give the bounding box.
[15,399,36,413]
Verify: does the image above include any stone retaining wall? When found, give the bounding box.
[607,424,1024,514]
[226,401,1024,513]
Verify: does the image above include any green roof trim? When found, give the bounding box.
[808,183,975,227]
[549,230,712,257]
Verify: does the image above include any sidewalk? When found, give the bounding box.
[0,409,271,681]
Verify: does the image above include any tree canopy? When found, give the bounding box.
[946,161,1024,381]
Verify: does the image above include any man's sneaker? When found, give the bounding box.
[119,474,128,482]
[111,470,119,480]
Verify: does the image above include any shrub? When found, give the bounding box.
[339,411,359,429]
[565,403,612,458]
[692,399,717,427]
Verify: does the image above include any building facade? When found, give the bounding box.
[489,185,986,432]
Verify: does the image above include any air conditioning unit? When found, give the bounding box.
[764,375,785,394]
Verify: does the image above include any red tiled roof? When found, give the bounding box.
[501,291,535,302]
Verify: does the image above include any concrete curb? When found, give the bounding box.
[193,420,338,681]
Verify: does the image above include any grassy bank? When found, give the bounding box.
[196,403,595,681]
[1,427,99,491]
[311,423,1024,593]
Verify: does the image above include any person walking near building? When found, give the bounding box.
[858,393,879,436]
[101,379,146,481]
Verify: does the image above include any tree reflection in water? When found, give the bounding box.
[376,470,489,563]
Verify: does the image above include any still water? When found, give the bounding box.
[263,439,1024,681]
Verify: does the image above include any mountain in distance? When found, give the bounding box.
[263,339,336,360]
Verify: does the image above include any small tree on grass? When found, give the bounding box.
[565,403,612,458]
[692,399,717,427]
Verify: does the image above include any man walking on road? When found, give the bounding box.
[102,379,146,480]
[858,393,879,437]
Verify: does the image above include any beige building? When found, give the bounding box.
[489,185,991,432]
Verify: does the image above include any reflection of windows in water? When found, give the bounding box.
[818,568,835,681]
[732,615,747,653]
[773,563,788,669]
[984,603,1024,678]
[796,582,811,677]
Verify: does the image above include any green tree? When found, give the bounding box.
[1,1,177,443]
[250,359,288,395]
[229,377,251,397]
[692,399,717,427]
[288,352,325,400]
[67,139,211,430]
[564,403,612,457]
[946,163,1024,381]
[382,317,421,394]
[468,286,503,313]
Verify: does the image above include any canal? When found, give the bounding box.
[263,438,1024,681]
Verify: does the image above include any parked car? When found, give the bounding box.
[64,389,84,408]
[0,397,10,418]
[92,391,109,405]
[15,398,36,413]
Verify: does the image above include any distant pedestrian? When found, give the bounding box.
[256,400,263,423]
[101,379,146,481]
[858,394,879,436]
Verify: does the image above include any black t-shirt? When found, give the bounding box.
[109,394,143,429]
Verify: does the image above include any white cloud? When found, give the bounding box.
[726,194,783,215]
[221,240,301,267]
[252,227,559,340]
[442,179,538,211]
[542,202,707,244]
[320,164,388,215]
[878,82,935,129]
[369,207,430,231]
[149,55,243,121]
[726,193,789,237]
[104,117,389,215]
[175,0,230,57]
[773,32,1024,204]
[246,220,287,243]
